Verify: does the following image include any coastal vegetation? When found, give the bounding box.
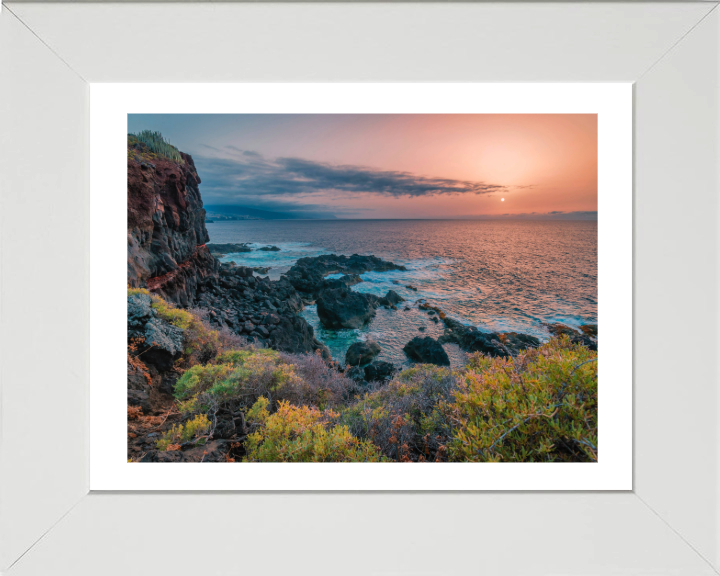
[128,291,597,463]
[128,130,184,163]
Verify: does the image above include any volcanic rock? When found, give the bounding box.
[267,315,330,358]
[545,323,597,351]
[206,243,252,256]
[285,254,406,295]
[364,361,396,382]
[127,292,184,371]
[321,274,363,292]
[345,340,381,366]
[127,149,211,298]
[316,288,380,329]
[403,336,450,366]
[381,290,405,305]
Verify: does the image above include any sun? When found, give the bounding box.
[501,198,505,202]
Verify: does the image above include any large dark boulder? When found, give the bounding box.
[316,288,380,329]
[128,292,184,370]
[346,366,367,383]
[403,336,450,366]
[364,361,396,382]
[345,340,381,366]
[285,254,406,295]
[458,330,510,358]
[267,315,329,358]
[257,245,280,252]
[382,290,405,305]
[128,292,152,330]
[141,317,184,370]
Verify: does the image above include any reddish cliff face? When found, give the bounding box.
[127,147,217,305]
[126,139,328,357]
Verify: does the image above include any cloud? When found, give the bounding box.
[204,203,340,220]
[193,151,516,206]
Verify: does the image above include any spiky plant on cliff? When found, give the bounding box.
[128,130,184,163]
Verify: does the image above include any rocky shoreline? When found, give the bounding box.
[127,136,597,384]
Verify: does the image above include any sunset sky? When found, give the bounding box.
[128,114,597,220]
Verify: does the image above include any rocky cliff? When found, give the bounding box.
[127,145,215,306]
[127,138,328,356]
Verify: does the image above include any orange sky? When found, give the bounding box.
[128,114,597,219]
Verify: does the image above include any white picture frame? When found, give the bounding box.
[1,2,718,574]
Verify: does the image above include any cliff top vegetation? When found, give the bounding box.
[128,130,184,164]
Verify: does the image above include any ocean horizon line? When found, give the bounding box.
[207,217,598,222]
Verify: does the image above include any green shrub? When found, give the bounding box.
[175,346,358,420]
[244,399,387,462]
[448,336,598,462]
[156,414,211,451]
[173,347,303,416]
[174,363,236,401]
[341,364,457,462]
[128,130,184,163]
[246,395,270,426]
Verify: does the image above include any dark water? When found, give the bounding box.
[207,219,597,368]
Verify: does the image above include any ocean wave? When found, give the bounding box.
[220,242,329,279]
[209,219,597,352]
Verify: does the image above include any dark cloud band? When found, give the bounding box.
[194,150,513,204]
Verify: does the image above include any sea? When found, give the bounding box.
[207,219,597,368]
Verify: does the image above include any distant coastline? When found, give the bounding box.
[206,212,598,222]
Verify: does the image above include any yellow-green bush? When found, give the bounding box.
[150,295,197,331]
[447,336,597,462]
[174,347,301,407]
[174,363,236,401]
[244,399,387,462]
[156,414,211,451]
[128,287,149,297]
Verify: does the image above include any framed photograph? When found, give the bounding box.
[2,2,718,575]
[90,83,631,491]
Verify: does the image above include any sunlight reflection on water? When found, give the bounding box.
[211,220,597,366]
